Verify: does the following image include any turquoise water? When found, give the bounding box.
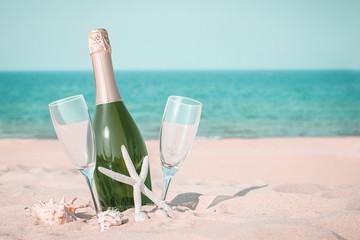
[0,70,359,139]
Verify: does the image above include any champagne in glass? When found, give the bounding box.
[160,96,202,201]
[49,95,99,214]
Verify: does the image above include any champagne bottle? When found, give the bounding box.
[88,29,152,211]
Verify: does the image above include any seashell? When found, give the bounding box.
[26,197,89,225]
[97,208,123,232]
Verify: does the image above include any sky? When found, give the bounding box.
[0,0,359,71]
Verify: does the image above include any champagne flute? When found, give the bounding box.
[49,95,99,214]
[160,96,202,201]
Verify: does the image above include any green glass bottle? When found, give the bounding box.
[88,29,152,211]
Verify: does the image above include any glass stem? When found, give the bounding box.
[162,175,172,201]
[80,170,99,214]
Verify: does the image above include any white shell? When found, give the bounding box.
[97,208,123,232]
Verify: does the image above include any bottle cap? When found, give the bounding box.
[88,29,111,55]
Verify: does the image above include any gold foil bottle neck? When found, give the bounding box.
[89,28,122,104]
[88,29,112,55]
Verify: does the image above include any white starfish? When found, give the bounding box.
[98,145,172,222]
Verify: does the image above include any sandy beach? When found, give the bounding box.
[0,137,360,239]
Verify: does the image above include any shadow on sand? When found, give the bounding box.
[168,185,269,211]
[169,192,203,210]
[207,185,268,208]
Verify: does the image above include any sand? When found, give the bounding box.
[0,137,359,240]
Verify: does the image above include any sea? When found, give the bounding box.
[0,70,359,139]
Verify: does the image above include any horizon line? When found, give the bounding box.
[0,68,359,72]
